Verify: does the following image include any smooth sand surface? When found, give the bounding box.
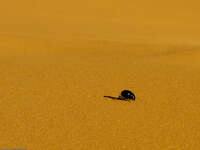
[1,0,200,149]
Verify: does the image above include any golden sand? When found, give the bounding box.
[0,0,200,149]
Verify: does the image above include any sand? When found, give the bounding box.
[0,0,200,149]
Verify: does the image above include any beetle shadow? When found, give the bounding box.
[103,96,131,102]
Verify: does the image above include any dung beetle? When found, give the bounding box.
[104,89,136,101]
[119,90,135,100]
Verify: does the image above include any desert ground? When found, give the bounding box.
[0,0,200,149]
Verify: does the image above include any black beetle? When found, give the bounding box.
[119,90,135,100]
[104,89,136,101]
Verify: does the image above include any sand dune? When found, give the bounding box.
[0,0,200,149]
